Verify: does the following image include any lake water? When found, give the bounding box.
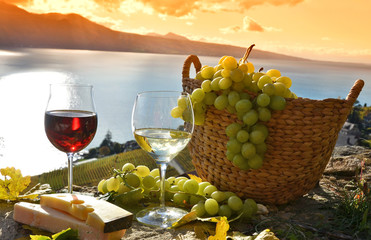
[0,48,370,176]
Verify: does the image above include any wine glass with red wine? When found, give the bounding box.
[45,84,98,193]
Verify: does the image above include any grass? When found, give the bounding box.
[30,148,194,191]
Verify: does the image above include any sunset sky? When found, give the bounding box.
[6,0,371,63]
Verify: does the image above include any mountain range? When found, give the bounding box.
[0,1,302,60]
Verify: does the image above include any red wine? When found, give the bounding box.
[45,110,97,153]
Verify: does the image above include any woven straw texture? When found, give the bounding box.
[182,54,365,205]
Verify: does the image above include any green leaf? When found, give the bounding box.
[52,228,79,240]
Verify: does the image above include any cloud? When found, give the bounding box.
[243,17,264,32]
[238,0,304,10]
[93,0,122,11]
[138,0,199,17]
[220,16,281,34]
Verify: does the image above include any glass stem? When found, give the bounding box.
[67,152,74,193]
[159,162,168,210]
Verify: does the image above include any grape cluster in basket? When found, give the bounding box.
[171,52,297,170]
[98,163,258,220]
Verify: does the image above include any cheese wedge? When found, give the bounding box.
[40,193,132,233]
[13,202,126,240]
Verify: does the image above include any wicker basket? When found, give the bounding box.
[182,54,365,205]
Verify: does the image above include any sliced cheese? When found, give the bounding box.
[13,202,126,240]
[40,193,132,233]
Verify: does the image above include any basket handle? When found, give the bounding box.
[182,55,202,79]
[346,79,364,105]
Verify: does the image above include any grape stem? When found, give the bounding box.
[241,44,255,63]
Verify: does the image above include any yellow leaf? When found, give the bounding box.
[0,167,31,201]
[255,229,279,240]
[188,174,202,183]
[208,216,229,240]
[171,211,198,228]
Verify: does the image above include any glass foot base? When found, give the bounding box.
[136,206,188,228]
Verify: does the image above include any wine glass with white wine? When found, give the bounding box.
[131,91,194,228]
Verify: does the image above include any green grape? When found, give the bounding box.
[102,180,109,194]
[276,76,292,88]
[195,71,205,81]
[258,107,271,122]
[149,168,160,178]
[211,191,227,202]
[227,91,240,107]
[195,112,205,125]
[177,178,187,191]
[221,69,231,78]
[235,99,252,113]
[231,81,245,92]
[273,82,287,97]
[222,56,238,70]
[249,130,266,144]
[191,88,205,102]
[117,182,131,194]
[266,69,281,78]
[214,95,229,110]
[189,195,205,205]
[177,97,187,111]
[262,83,275,96]
[197,181,211,195]
[249,81,260,92]
[226,150,235,161]
[167,176,176,185]
[226,138,242,154]
[219,56,228,64]
[230,68,244,82]
[204,92,217,105]
[205,198,219,216]
[219,77,233,90]
[201,66,215,79]
[203,185,218,197]
[191,202,206,217]
[169,185,179,192]
[106,177,120,192]
[226,123,242,138]
[227,195,243,212]
[214,64,223,71]
[156,179,171,190]
[142,175,156,189]
[238,63,248,73]
[226,104,236,114]
[258,75,273,90]
[193,101,206,114]
[173,193,189,206]
[256,93,270,107]
[243,73,253,88]
[213,69,222,79]
[122,163,135,172]
[183,179,199,194]
[239,92,250,100]
[170,106,183,118]
[199,80,211,93]
[269,95,286,110]
[244,198,258,214]
[174,176,188,184]
[243,109,258,126]
[135,165,150,177]
[255,142,267,154]
[248,154,263,169]
[224,191,237,199]
[283,88,292,98]
[241,142,256,158]
[236,129,249,143]
[218,204,232,218]
[211,77,222,91]
[97,179,106,193]
[247,62,255,73]
[252,72,264,82]
[232,154,250,170]
[251,123,269,138]
[124,173,141,188]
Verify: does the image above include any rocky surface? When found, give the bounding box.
[1,146,370,240]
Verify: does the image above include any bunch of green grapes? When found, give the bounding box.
[97,163,258,220]
[173,55,297,170]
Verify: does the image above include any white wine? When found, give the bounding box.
[134,128,191,163]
